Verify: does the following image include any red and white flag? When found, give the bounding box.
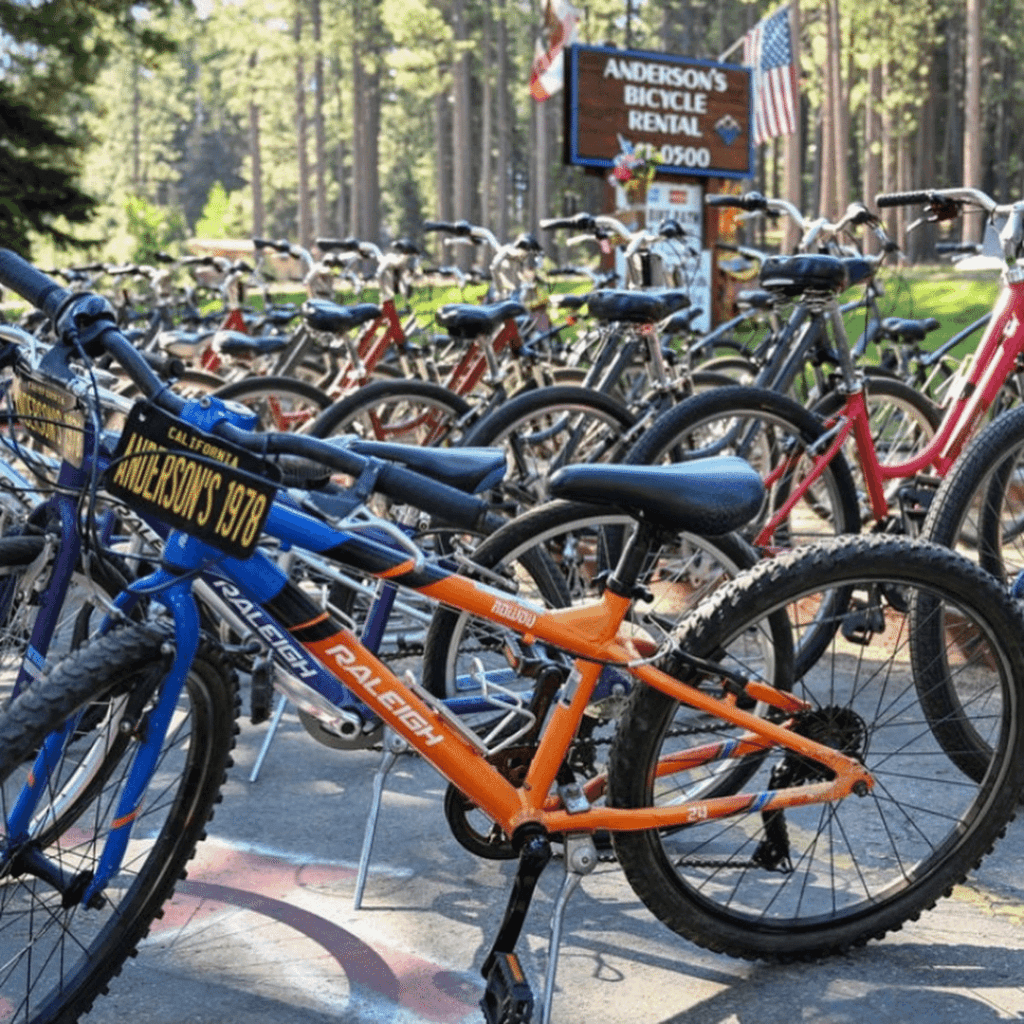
[529,0,582,102]
[743,5,799,145]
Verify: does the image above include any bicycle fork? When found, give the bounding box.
[3,560,202,909]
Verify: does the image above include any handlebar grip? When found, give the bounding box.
[540,214,596,232]
[875,191,934,209]
[706,191,766,212]
[0,250,72,321]
[373,460,493,529]
[423,221,455,232]
[316,236,361,252]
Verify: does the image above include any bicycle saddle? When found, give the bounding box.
[435,300,527,338]
[276,436,503,492]
[302,299,382,333]
[660,307,703,336]
[213,330,289,357]
[735,289,777,311]
[547,457,764,535]
[552,293,590,311]
[585,290,676,324]
[156,329,213,359]
[877,316,941,342]
[759,254,848,297]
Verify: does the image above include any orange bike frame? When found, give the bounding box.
[296,557,873,840]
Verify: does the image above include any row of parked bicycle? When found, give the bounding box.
[0,183,1022,1024]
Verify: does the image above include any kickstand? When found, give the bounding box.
[538,835,597,1024]
[249,693,289,783]
[480,831,596,1024]
[353,729,409,909]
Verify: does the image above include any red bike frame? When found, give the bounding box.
[759,268,1024,545]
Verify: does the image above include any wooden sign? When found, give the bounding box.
[565,44,752,179]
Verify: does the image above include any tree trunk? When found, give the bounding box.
[451,0,473,260]
[332,49,347,236]
[533,98,549,237]
[863,62,882,254]
[364,57,381,243]
[826,0,848,217]
[495,0,510,241]
[435,89,453,223]
[479,0,493,229]
[311,0,327,238]
[783,0,802,252]
[351,33,364,238]
[912,57,937,260]
[819,31,835,218]
[963,0,982,242]
[294,0,312,247]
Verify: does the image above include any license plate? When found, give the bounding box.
[9,370,86,467]
[106,403,279,559]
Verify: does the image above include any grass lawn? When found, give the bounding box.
[0,263,1002,362]
[855,265,999,356]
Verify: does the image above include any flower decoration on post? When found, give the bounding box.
[611,138,662,205]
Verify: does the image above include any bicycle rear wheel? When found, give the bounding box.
[459,385,636,511]
[308,377,471,446]
[0,624,237,1024]
[212,375,333,432]
[608,535,1024,961]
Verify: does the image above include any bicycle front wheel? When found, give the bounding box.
[922,402,1024,582]
[608,535,1024,961]
[0,624,238,1024]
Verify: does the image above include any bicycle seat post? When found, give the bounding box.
[605,517,662,602]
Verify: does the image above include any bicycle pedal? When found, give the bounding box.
[249,658,274,725]
[480,952,534,1024]
[841,602,885,645]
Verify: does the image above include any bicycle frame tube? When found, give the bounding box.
[446,319,521,396]
[755,276,1024,541]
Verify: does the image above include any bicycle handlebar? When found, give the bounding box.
[0,248,496,532]
[875,188,1000,213]
[0,249,72,322]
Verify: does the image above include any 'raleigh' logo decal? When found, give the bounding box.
[491,599,538,629]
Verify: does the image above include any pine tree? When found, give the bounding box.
[0,0,175,255]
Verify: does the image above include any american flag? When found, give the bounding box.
[744,6,799,145]
[530,0,582,101]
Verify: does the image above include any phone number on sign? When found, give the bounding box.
[660,145,712,168]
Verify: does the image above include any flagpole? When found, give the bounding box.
[717,37,744,63]
[784,0,802,251]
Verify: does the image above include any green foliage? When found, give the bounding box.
[193,182,247,239]
[0,83,96,256]
[1,0,180,255]
[124,194,186,263]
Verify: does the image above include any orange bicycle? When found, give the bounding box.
[2,249,1024,1024]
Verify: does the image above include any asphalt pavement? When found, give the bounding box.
[78,697,1024,1024]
